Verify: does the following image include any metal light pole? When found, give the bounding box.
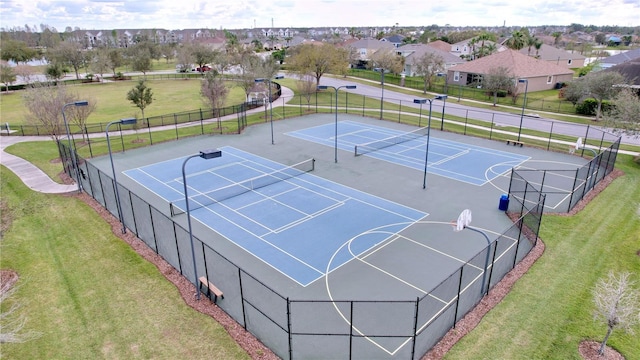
[255,75,284,145]
[422,98,435,189]
[317,84,357,163]
[517,79,528,142]
[374,67,386,119]
[62,100,89,192]
[182,149,222,300]
[435,94,448,131]
[413,98,426,127]
[453,209,491,295]
[106,118,137,234]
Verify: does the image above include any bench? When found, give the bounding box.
[506,139,524,147]
[199,276,224,303]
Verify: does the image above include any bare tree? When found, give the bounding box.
[483,66,516,106]
[296,73,316,111]
[413,52,445,93]
[89,48,111,81]
[67,97,97,142]
[593,271,640,356]
[603,87,640,138]
[13,64,36,85]
[0,280,40,344]
[22,82,76,141]
[200,71,229,129]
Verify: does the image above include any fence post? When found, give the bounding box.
[453,267,464,326]
[287,298,293,360]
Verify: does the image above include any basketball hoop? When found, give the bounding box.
[453,209,472,232]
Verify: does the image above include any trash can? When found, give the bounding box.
[498,194,509,211]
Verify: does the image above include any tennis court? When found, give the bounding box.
[286,120,530,186]
[123,146,427,286]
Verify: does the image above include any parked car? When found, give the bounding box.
[194,65,212,72]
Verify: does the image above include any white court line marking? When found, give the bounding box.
[325,220,509,356]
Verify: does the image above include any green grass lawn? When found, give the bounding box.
[0,167,252,359]
[0,79,247,125]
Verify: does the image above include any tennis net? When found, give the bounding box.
[170,158,315,216]
[354,127,429,156]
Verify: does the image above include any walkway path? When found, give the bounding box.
[0,86,295,194]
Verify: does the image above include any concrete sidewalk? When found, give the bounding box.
[0,135,78,193]
[0,85,296,194]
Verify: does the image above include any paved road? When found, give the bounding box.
[316,76,639,146]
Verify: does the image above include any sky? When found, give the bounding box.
[1,0,638,32]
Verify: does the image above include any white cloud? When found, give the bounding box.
[0,0,637,31]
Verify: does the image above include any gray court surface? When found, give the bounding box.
[92,113,588,293]
[88,114,588,357]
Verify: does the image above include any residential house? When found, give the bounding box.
[346,38,395,68]
[604,57,640,87]
[381,34,405,48]
[397,43,465,76]
[598,48,640,69]
[444,49,574,92]
[427,40,453,53]
[518,43,586,69]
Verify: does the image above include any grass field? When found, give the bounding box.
[2,136,639,359]
[0,79,247,125]
[0,167,252,359]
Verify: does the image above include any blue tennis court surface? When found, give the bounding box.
[123,146,427,286]
[286,120,530,185]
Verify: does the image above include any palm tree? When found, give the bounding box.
[506,30,527,50]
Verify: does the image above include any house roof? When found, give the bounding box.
[449,49,574,78]
[604,57,640,85]
[518,43,585,61]
[427,40,452,53]
[601,48,640,66]
[348,38,395,51]
[398,43,465,65]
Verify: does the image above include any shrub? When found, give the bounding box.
[575,98,613,115]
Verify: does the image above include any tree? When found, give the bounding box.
[13,64,36,84]
[48,41,87,80]
[126,80,153,122]
[296,73,317,111]
[22,82,76,141]
[0,63,16,92]
[370,49,404,77]
[200,71,229,129]
[593,271,640,356]
[483,66,516,106]
[89,48,111,81]
[127,43,154,76]
[190,43,215,74]
[0,39,38,64]
[584,71,625,120]
[288,43,349,86]
[413,52,445,93]
[176,44,195,72]
[552,32,562,46]
[107,48,124,76]
[603,88,640,138]
[44,62,67,82]
[561,77,588,105]
[505,29,527,50]
[66,97,96,142]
